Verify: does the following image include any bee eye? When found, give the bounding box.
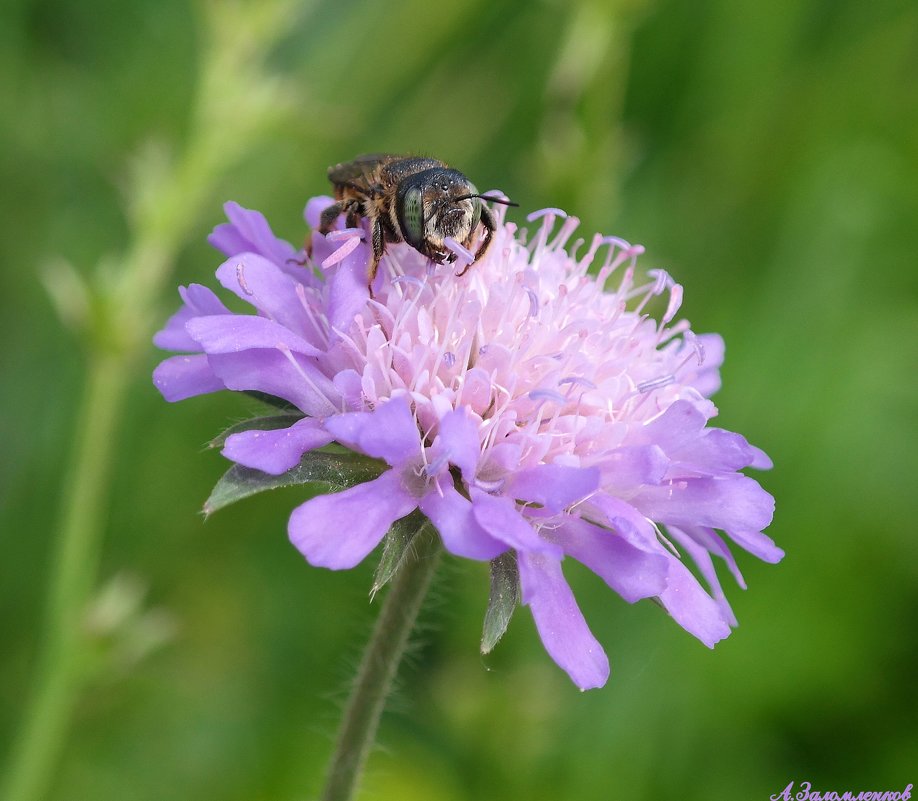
[399,187,424,247]
[469,196,481,232]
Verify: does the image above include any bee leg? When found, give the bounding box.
[345,199,365,229]
[458,204,496,276]
[319,201,347,234]
[288,240,311,266]
[284,201,343,267]
[366,217,385,293]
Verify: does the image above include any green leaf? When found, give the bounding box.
[481,551,520,654]
[203,449,387,517]
[371,512,430,599]
[207,413,305,449]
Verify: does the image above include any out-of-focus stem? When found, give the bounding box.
[1,354,127,801]
[1,3,295,797]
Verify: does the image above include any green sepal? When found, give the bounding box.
[207,413,305,449]
[371,512,430,600]
[203,448,386,517]
[242,390,300,411]
[481,551,520,654]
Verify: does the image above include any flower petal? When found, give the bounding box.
[554,517,668,603]
[748,445,773,470]
[222,418,333,475]
[686,333,725,397]
[598,445,669,492]
[153,354,224,401]
[207,350,338,417]
[517,551,610,690]
[630,475,775,533]
[470,490,563,557]
[630,399,709,453]
[432,407,480,482]
[325,239,372,332]
[333,368,365,412]
[304,195,335,229]
[667,526,737,627]
[676,525,746,589]
[153,284,232,352]
[506,464,599,513]
[215,253,318,336]
[288,470,417,569]
[324,397,420,466]
[584,494,662,553]
[669,428,760,473]
[657,556,731,647]
[727,528,785,563]
[419,483,506,560]
[210,201,297,266]
[185,314,322,357]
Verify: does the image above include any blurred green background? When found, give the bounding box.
[2,0,917,799]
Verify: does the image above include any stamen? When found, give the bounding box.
[525,288,539,318]
[677,331,706,371]
[529,389,566,405]
[325,228,365,241]
[295,283,329,344]
[474,477,506,493]
[275,342,337,415]
[550,216,581,252]
[637,375,675,394]
[444,237,474,266]
[526,208,567,222]
[626,244,646,263]
[662,284,684,324]
[655,318,691,348]
[235,263,254,296]
[391,275,426,291]
[424,453,449,477]
[578,234,603,274]
[647,269,674,294]
[321,235,362,268]
[602,235,633,253]
[558,376,597,390]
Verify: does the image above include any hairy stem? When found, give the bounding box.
[320,527,442,801]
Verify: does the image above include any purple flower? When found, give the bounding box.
[154,199,780,690]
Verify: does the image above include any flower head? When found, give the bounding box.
[154,198,780,689]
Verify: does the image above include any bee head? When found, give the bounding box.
[395,169,473,253]
[396,169,519,261]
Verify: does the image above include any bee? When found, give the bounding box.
[318,154,517,283]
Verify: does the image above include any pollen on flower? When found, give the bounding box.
[153,197,780,691]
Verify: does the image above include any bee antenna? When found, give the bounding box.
[455,193,519,208]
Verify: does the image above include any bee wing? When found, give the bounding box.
[327,154,398,188]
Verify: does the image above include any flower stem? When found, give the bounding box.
[320,526,442,801]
